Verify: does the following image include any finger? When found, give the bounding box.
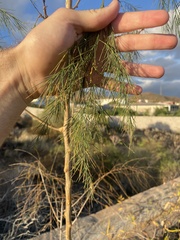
[115,34,178,52]
[84,74,142,95]
[112,10,169,33]
[102,79,142,95]
[68,0,119,33]
[122,61,165,78]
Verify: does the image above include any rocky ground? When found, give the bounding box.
[0,114,180,239]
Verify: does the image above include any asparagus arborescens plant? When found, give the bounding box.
[40,1,179,240]
[43,8,133,240]
[36,0,133,238]
[63,2,74,240]
[30,1,179,240]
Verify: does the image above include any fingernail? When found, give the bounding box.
[109,0,119,7]
[109,0,116,6]
[136,86,142,95]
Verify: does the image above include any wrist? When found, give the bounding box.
[0,48,28,144]
[13,44,40,103]
[0,47,34,105]
[15,40,48,102]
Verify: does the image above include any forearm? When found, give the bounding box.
[0,48,29,145]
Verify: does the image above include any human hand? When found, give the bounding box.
[16,0,177,102]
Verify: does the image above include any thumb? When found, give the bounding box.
[67,0,120,32]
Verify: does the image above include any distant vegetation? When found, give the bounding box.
[154,107,180,116]
[89,105,180,116]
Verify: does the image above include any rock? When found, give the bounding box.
[30,177,180,240]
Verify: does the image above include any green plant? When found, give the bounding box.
[0,6,26,46]
[39,2,134,238]
[30,1,180,239]
[154,107,169,116]
[174,109,180,116]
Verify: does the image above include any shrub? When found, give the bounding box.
[154,107,169,116]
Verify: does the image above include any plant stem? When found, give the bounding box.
[63,96,72,240]
[65,0,72,9]
[64,1,73,239]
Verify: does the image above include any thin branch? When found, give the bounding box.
[42,0,48,18]
[73,0,81,9]
[24,108,64,133]
[33,15,42,27]
[63,97,72,240]
[30,0,45,19]
[38,165,61,224]
[66,0,72,9]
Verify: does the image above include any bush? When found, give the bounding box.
[154,107,169,116]
[104,107,137,116]
[173,109,180,116]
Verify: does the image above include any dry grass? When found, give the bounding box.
[4,159,65,239]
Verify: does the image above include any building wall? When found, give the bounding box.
[129,104,165,115]
[24,107,180,133]
[110,116,180,133]
[129,104,179,115]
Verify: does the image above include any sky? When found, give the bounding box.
[0,0,179,97]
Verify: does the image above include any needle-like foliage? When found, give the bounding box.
[41,25,135,191]
[157,0,180,36]
[0,7,26,39]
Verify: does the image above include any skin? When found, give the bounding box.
[0,0,178,145]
